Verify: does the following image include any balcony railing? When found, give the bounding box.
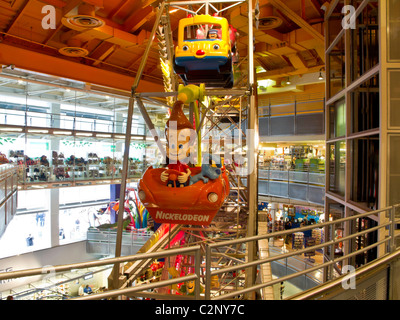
[257,167,325,205]
[86,228,153,256]
[16,162,145,189]
[0,108,146,136]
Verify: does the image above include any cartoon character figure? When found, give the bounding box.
[160,100,196,187]
[207,29,219,39]
[189,153,222,185]
[177,274,204,295]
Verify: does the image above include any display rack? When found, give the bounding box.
[292,232,304,250]
[304,237,316,262]
[312,228,324,245]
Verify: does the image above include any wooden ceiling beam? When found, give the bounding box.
[309,0,325,17]
[5,0,30,33]
[267,0,324,45]
[62,0,82,15]
[39,0,67,8]
[89,41,118,66]
[108,0,137,23]
[275,8,297,29]
[0,43,163,92]
[325,0,340,21]
[122,6,153,32]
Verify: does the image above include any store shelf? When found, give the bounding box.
[17,162,144,190]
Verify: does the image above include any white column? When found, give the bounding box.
[115,112,124,153]
[49,103,61,246]
[50,103,61,128]
[49,188,59,247]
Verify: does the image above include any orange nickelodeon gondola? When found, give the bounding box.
[137,166,229,226]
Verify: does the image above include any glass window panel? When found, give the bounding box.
[329,98,346,139]
[328,35,345,98]
[389,135,400,210]
[389,71,400,127]
[328,141,346,197]
[351,74,380,133]
[350,135,379,210]
[26,111,49,128]
[350,2,379,81]
[388,0,400,61]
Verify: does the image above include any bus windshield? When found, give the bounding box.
[183,24,222,41]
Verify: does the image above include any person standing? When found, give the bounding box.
[26,234,34,246]
[280,281,285,300]
[83,285,92,294]
[284,219,292,246]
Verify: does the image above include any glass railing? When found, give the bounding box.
[0,109,146,136]
[259,166,325,185]
[86,228,153,256]
[257,166,325,205]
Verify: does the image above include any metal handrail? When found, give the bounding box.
[73,274,198,300]
[291,249,400,300]
[0,205,398,300]
[0,245,203,300]
[0,109,146,135]
[204,205,398,299]
[0,245,200,281]
[211,238,390,300]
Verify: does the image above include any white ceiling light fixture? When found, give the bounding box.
[53,131,72,135]
[318,68,325,81]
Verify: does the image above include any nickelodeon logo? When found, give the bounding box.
[155,211,210,223]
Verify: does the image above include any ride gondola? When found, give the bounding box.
[173,14,235,88]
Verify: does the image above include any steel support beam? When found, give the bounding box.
[109,95,135,292]
[244,0,259,300]
[110,2,166,293]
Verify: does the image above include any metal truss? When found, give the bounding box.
[110,0,259,300]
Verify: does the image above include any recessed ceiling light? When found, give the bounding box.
[75,132,92,137]
[0,127,22,132]
[28,129,49,133]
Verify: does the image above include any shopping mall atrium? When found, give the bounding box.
[0,0,399,304]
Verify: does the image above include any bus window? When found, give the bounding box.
[184,24,222,40]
